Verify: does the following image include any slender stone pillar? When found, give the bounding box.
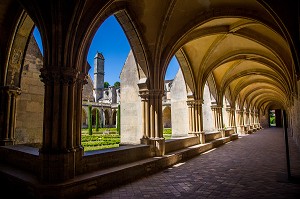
[0,86,21,145]
[236,109,244,135]
[139,89,165,156]
[74,74,86,166]
[250,111,255,130]
[39,67,81,182]
[255,111,261,129]
[226,107,236,132]
[244,110,250,132]
[211,104,224,137]
[187,98,205,143]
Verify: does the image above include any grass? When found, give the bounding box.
[163,128,172,140]
[81,128,172,151]
[81,128,120,151]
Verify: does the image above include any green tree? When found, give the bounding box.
[88,105,93,135]
[95,109,99,131]
[104,82,110,88]
[114,81,120,88]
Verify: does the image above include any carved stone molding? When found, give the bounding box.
[40,67,79,85]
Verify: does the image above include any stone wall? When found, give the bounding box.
[290,80,300,147]
[203,84,214,132]
[170,69,189,137]
[82,74,95,102]
[120,50,143,144]
[15,35,44,144]
[260,114,269,129]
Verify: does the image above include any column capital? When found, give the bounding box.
[236,109,244,114]
[139,89,164,99]
[0,85,21,96]
[211,104,222,110]
[40,67,79,85]
[77,72,88,85]
[226,107,235,112]
[187,99,203,107]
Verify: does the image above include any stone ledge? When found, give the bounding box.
[205,131,222,142]
[0,134,238,199]
[0,145,39,175]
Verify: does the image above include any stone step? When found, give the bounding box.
[0,134,238,199]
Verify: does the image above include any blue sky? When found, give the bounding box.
[33,15,179,85]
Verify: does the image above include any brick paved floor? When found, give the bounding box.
[88,128,300,199]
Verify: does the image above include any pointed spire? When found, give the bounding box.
[94,51,104,60]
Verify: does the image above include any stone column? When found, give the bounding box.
[187,98,205,143]
[236,109,244,135]
[250,111,255,130]
[255,111,261,129]
[226,107,236,132]
[39,67,81,182]
[244,110,250,132]
[0,86,21,145]
[211,104,224,137]
[74,74,86,167]
[140,89,165,156]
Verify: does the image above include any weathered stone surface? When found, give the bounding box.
[15,35,44,145]
[120,50,143,144]
[203,83,214,132]
[170,69,189,137]
[260,114,269,129]
[290,80,300,147]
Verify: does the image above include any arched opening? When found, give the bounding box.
[81,14,131,150]
[203,83,215,132]
[164,56,189,139]
[15,26,44,146]
[269,109,282,127]
[86,15,129,103]
[104,109,110,126]
[112,110,117,126]
[91,108,97,126]
[82,109,87,127]
[163,107,171,128]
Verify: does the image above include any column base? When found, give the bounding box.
[149,138,165,156]
[39,149,76,183]
[0,138,15,146]
[220,130,225,138]
[237,125,246,135]
[199,132,205,144]
[140,137,150,145]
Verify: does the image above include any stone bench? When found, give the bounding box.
[205,131,222,142]
[224,128,235,136]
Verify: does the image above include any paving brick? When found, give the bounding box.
[88,128,300,198]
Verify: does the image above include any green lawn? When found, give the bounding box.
[81,128,172,151]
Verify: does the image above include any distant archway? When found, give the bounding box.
[163,107,171,128]
[82,109,87,127]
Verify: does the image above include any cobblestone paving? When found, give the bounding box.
[89,128,300,199]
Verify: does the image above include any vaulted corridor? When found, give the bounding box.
[89,128,300,199]
[1,1,300,198]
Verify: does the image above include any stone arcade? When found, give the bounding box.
[1,1,300,198]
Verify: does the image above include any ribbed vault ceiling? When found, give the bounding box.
[0,0,298,114]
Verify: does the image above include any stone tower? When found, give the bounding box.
[94,52,105,101]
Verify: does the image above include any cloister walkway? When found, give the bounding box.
[89,128,300,199]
